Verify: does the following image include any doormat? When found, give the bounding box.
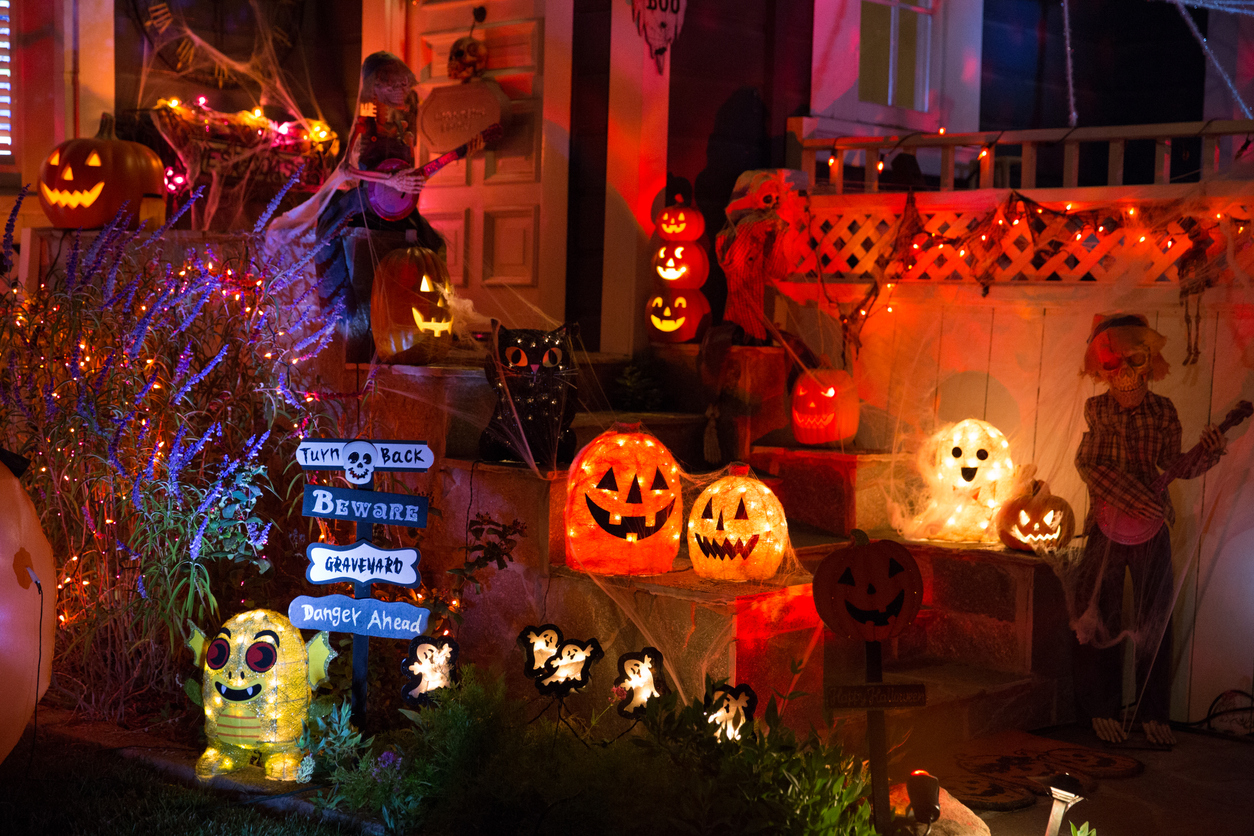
[939,730,1143,812]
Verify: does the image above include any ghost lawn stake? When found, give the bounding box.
[291,438,433,728]
[812,530,925,834]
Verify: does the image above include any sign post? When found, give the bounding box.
[292,439,432,730]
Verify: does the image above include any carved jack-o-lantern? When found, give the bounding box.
[995,480,1075,553]
[687,464,789,582]
[657,205,706,241]
[370,246,454,365]
[565,426,684,576]
[647,288,710,344]
[652,243,709,289]
[812,532,923,643]
[38,113,164,230]
[791,370,859,445]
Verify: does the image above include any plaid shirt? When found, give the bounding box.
[1075,391,1221,531]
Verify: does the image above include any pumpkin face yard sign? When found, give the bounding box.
[812,532,923,643]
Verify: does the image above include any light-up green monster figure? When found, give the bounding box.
[188,609,335,781]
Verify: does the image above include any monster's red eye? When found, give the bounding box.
[246,641,277,673]
[206,638,230,670]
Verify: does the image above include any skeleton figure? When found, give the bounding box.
[1072,313,1226,747]
[632,0,686,73]
[342,440,377,485]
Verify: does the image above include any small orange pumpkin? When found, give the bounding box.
[657,204,706,241]
[38,113,165,230]
[812,531,923,642]
[687,464,789,582]
[647,288,710,344]
[565,425,684,575]
[652,243,709,289]
[995,480,1075,552]
[791,370,859,445]
[370,246,454,364]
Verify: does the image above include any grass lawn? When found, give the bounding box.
[0,731,357,836]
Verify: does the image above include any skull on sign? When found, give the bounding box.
[342,440,378,485]
[1082,314,1169,409]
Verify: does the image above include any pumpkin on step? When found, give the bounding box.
[370,246,454,364]
[791,369,859,445]
[565,425,684,576]
[647,287,710,343]
[995,480,1075,553]
[812,532,922,643]
[38,113,165,230]
[687,464,789,582]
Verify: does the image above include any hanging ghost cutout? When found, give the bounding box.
[708,683,757,742]
[632,0,686,73]
[535,638,604,697]
[402,635,460,708]
[518,624,564,679]
[613,647,669,719]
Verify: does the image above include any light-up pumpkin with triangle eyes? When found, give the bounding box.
[687,464,789,582]
[657,204,706,242]
[38,113,165,230]
[791,369,859,445]
[995,480,1075,553]
[652,243,709,289]
[812,532,923,642]
[647,288,710,343]
[370,246,454,365]
[565,425,684,575]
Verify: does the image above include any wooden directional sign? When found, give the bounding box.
[303,485,429,527]
[306,540,420,587]
[289,594,429,639]
[295,438,432,472]
[828,683,926,711]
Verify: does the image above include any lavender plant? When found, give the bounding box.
[0,189,338,721]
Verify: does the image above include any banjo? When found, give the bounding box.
[1095,400,1252,545]
[365,123,504,221]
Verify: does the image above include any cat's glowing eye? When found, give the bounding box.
[505,346,527,368]
[542,348,563,367]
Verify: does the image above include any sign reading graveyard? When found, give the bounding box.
[302,485,429,527]
[289,594,429,640]
[305,540,420,587]
[295,438,432,472]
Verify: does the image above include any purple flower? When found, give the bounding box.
[172,344,229,402]
[136,574,147,599]
[371,751,403,779]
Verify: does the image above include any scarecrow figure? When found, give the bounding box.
[1073,313,1226,746]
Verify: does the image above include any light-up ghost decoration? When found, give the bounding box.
[898,418,1016,544]
[613,647,669,719]
[518,624,563,679]
[401,635,460,708]
[188,609,335,781]
[536,638,604,698]
[708,683,758,742]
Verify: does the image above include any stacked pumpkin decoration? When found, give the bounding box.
[790,368,859,446]
[38,113,165,230]
[370,246,455,364]
[812,530,923,643]
[995,480,1075,553]
[687,464,789,582]
[565,425,684,575]
[646,201,712,344]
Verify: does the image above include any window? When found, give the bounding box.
[0,1,10,158]
[858,0,931,112]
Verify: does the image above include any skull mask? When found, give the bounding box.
[1083,314,1168,410]
[448,36,487,80]
[342,440,378,485]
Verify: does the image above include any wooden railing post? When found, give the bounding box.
[831,151,845,195]
[1201,135,1219,180]
[1063,141,1079,188]
[1020,142,1036,189]
[979,145,995,189]
[940,146,955,191]
[1155,138,1172,185]
[1108,140,1125,186]
[865,149,880,194]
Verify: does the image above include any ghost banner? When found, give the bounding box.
[302,485,429,527]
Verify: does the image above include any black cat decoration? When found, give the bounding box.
[480,322,579,467]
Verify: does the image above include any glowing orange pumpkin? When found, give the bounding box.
[38,113,165,230]
[687,464,789,582]
[652,243,709,289]
[647,288,710,344]
[791,370,859,445]
[657,205,706,241]
[995,480,1075,552]
[812,532,922,642]
[370,246,454,364]
[565,425,683,575]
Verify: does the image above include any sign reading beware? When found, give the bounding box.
[289,594,429,640]
[306,540,420,587]
[296,438,432,472]
[302,485,429,527]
